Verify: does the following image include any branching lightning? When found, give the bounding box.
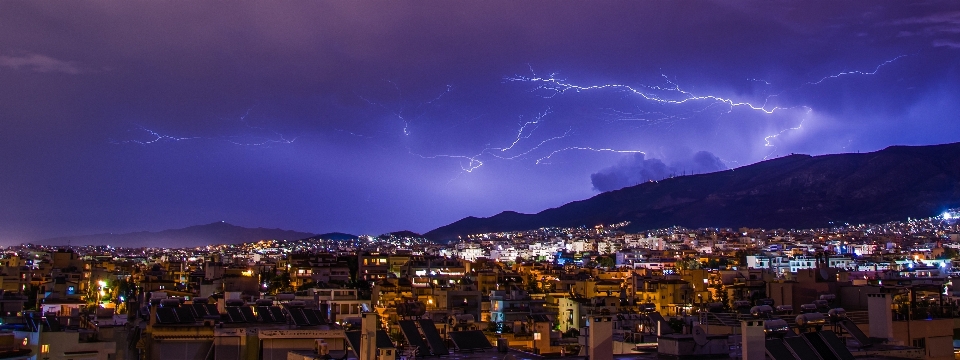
[803,55,908,86]
[764,118,806,148]
[411,108,571,173]
[112,125,200,145]
[535,147,645,165]
[359,81,452,136]
[504,72,788,114]
[359,56,908,177]
[499,55,905,167]
[762,110,809,160]
[113,109,296,147]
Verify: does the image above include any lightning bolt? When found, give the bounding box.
[112,125,201,145]
[762,110,809,160]
[361,56,909,177]
[113,109,296,147]
[499,108,551,152]
[535,147,646,165]
[359,81,452,137]
[763,119,805,148]
[803,55,908,86]
[413,109,570,174]
[504,72,788,114]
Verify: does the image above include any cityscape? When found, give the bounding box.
[0,211,957,359]
[3,1,960,360]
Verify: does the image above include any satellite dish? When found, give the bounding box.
[693,324,708,346]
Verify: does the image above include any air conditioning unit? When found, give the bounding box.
[315,340,329,356]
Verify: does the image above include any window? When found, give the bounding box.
[912,338,926,349]
[41,345,49,354]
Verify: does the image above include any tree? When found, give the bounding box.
[938,247,958,260]
[596,256,616,269]
[525,274,538,293]
[676,258,702,270]
[25,285,39,310]
[298,280,320,291]
[267,272,291,294]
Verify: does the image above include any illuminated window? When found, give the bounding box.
[41,344,49,354]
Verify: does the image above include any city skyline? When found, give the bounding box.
[2,1,959,244]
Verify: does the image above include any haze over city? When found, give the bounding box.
[2,1,959,244]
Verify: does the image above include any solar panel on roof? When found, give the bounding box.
[269,307,287,323]
[784,336,822,360]
[804,332,838,360]
[312,309,328,325]
[205,304,219,316]
[345,331,362,356]
[765,339,799,360]
[417,319,449,355]
[226,307,247,323]
[838,319,871,347]
[303,308,322,325]
[765,338,798,360]
[450,330,493,352]
[289,308,310,326]
[239,306,257,322]
[156,307,179,324]
[398,320,428,352]
[647,312,674,335]
[345,330,395,358]
[191,303,208,317]
[256,306,275,322]
[377,330,395,348]
[818,331,855,360]
[45,316,62,332]
[175,307,197,323]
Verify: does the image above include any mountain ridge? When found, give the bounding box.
[36,222,316,248]
[425,143,960,241]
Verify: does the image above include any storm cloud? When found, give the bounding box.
[591,151,727,192]
[0,1,958,243]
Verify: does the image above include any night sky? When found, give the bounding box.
[2,1,959,244]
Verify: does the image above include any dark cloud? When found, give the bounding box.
[0,1,958,243]
[591,151,727,192]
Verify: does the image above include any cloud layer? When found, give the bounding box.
[0,53,81,74]
[591,151,727,192]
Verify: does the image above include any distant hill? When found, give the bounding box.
[37,222,316,248]
[425,143,960,241]
[387,230,423,238]
[303,232,359,241]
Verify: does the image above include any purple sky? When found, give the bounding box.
[1,1,959,244]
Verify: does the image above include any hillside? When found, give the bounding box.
[426,143,960,241]
[37,222,316,248]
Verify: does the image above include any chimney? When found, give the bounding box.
[360,312,377,360]
[867,293,893,340]
[588,316,613,360]
[741,320,765,360]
